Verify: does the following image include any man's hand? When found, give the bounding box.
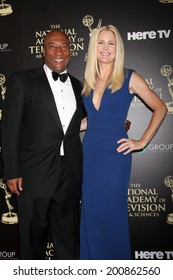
[7,178,23,196]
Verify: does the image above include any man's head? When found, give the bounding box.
[42,29,71,73]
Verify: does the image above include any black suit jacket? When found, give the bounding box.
[1,66,86,198]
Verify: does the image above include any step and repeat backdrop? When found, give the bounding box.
[0,0,173,260]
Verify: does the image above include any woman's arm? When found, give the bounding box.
[80,117,87,132]
[117,71,167,154]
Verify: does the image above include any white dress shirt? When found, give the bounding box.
[44,64,76,155]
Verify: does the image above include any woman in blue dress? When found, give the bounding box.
[80,25,167,260]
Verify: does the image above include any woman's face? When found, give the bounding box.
[97,30,116,65]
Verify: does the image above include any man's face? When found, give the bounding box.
[43,30,71,73]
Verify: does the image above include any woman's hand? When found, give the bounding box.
[117,138,146,155]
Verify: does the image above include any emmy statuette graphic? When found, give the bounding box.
[164,176,173,225]
[0,0,12,16]
[82,15,102,61]
[0,76,17,223]
[0,179,18,224]
[0,73,6,98]
[161,65,173,114]
[0,74,6,120]
[82,15,102,37]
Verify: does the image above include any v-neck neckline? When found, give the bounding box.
[92,90,105,112]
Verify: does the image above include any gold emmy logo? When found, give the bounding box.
[160,65,173,114]
[164,176,173,225]
[0,179,18,224]
[0,73,6,99]
[159,0,173,3]
[0,73,6,120]
[82,15,102,61]
[0,0,12,16]
[82,15,102,37]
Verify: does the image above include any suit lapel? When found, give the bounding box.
[36,67,64,133]
[35,68,82,137]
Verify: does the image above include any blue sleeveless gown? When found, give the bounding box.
[80,69,134,260]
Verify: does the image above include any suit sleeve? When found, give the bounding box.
[1,73,24,180]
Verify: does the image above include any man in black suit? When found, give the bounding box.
[1,29,86,260]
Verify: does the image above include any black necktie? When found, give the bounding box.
[52,71,68,83]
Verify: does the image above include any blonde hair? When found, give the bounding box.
[82,25,125,96]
